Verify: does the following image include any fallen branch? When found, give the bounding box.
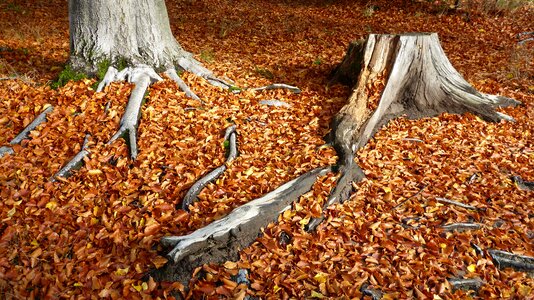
[436,197,481,211]
[0,105,54,158]
[181,125,237,211]
[155,166,331,286]
[488,249,534,273]
[51,134,90,181]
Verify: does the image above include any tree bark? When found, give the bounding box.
[69,0,188,73]
[307,32,519,230]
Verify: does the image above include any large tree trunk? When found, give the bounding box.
[69,0,187,73]
[157,33,520,291]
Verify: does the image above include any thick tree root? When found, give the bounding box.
[306,163,364,232]
[50,134,90,182]
[176,57,233,90]
[103,66,162,159]
[164,69,202,102]
[155,166,331,286]
[488,250,534,273]
[181,125,238,211]
[448,277,484,292]
[0,105,54,158]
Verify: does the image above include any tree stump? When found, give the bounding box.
[308,33,520,229]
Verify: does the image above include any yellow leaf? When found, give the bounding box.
[45,201,58,210]
[311,291,324,298]
[383,186,391,193]
[223,261,237,269]
[141,282,148,291]
[88,169,103,175]
[314,272,327,284]
[273,285,281,293]
[439,243,447,249]
[299,217,310,226]
[132,284,142,292]
[467,264,476,272]
[74,282,83,287]
[7,207,16,217]
[115,267,129,276]
[244,167,254,176]
[282,209,295,220]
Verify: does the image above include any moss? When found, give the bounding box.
[50,65,86,89]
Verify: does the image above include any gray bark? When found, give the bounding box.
[69,0,188,73]
[308,33,519,230]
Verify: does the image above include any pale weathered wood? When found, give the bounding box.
[308,33,519,230]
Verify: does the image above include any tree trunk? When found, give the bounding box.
[157,33,520,290]
[69,0,187,73]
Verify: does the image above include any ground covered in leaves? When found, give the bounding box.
[0,0,533,299]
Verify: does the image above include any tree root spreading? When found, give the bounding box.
[181,125,237,211]
[441,222,482,232]
[511,175,534,191]
[488,250,534,273]
[436,197,481,211]
[0,105,54,158]
[156,166,331,286]
[51,134,90,181]
[251,83,301,94]
[448,277,484,292]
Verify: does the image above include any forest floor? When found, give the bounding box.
[0,0,533,299]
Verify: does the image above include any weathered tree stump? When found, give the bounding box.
[308,32,519,229]
[156,33,519,290]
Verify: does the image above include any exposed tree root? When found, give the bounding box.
[360,283,382,300]
[0,105,54,158]
[154,33,521,290]
[176,57,233,90]
[511,175,534,191]
[448,277,484,292]
[441,222,482,232]
[155,166,331,286]
[259,99,292,108]
[51,134,90,182]
[251,83,301,94]
[436,197,482,211]
[181,125,238,211]
[488,250,534,274]
[164,69,202,102]
[106,66,162,159]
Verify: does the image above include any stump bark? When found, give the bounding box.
[157,33,519,290]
